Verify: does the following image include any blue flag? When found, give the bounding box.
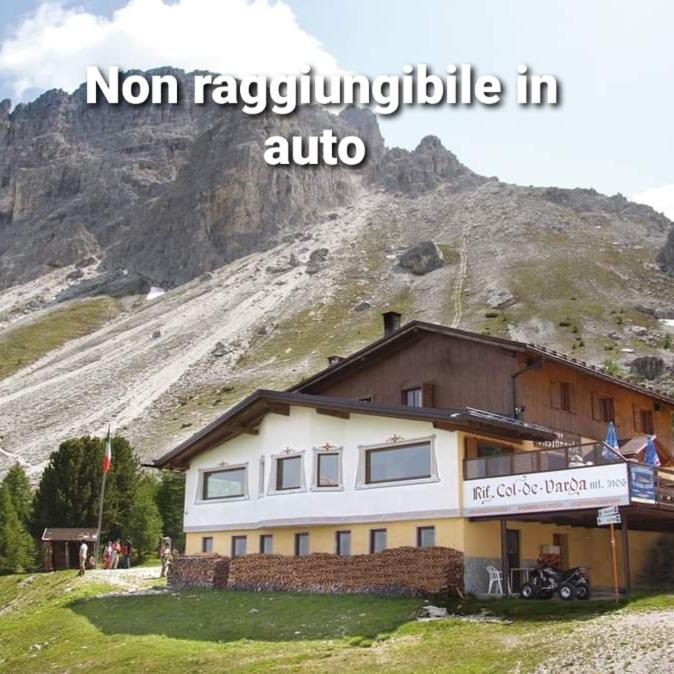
[645,436,661,467]
[602,421,619,460]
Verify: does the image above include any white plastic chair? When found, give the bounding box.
[486,565,504,595]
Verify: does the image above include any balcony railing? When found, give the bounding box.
[463,442,620,480]
[464,442,674,507]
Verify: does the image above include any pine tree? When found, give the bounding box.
[32,434,140,542]
[126,475,163,560]
[155,470,185,551]
[0,485,35,573]
[2,464,33,529]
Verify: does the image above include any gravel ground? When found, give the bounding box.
[83,565,164,590]
[535,608,674,674]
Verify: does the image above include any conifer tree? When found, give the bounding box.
[0,484,35,573]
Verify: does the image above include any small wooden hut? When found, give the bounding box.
[41,528,98,571]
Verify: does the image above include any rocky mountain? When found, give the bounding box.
[1,70,673,477]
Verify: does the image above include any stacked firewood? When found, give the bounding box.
[168,555,230,589]
[227,547,463,596]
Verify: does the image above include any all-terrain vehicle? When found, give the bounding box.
[520,564,591,600]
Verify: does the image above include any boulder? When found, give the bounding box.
[399,241,444,275]
[630,356,666,380]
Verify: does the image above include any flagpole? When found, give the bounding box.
[95,425,111,562]
[95,468,107,562]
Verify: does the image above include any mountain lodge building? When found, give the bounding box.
[156,313,674,595]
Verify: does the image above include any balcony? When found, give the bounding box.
[463,442,674,517]
[464,442,620,480]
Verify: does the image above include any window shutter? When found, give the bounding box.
[550,381,560,409]
[568,384,577,413]
[591,393,601,422]
[422,382,435,408]
[464,436,478,459]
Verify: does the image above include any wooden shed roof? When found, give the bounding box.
[41,528,98,542]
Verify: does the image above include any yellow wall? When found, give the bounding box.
[463,518,664,588]
[187,516,667,590]
[186,517,465,556]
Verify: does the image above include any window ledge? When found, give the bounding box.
[356,476,440,490]
[194,495,249,505]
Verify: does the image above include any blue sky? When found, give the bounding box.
[1,0,673,214]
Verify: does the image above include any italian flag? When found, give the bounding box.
[103,426,112,473]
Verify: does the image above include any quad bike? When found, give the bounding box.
[520,564,591,600]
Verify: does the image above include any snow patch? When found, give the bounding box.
[146,287,166,301]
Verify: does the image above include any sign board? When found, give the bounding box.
[463,463,630,516]
[597,512,621,526]
[597,505,620,518]
[629,463,656,503]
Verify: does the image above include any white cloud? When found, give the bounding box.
[631,184,674,221]
[0,0,341,101]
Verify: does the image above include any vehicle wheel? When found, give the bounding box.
[559,582,576,600]
[539,588,554,600]
[520,582,538,599]
[575,584,591,600]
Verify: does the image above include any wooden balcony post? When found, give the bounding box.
[621,511,631,596]
[500,519,510,597]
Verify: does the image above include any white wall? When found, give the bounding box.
[184,406,461,531]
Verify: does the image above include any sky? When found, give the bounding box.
[0,0,673,217]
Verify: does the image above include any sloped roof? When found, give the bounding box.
[41,528,98,542]
[290,320,674,406]
[154,389,557,468]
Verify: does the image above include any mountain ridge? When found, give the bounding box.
[1,70,673,476]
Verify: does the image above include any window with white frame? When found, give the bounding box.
[364,441,433,485]
[202,466,247,500]
[268,452,306,494]
[312,447,342,490]
[276,455,302,490]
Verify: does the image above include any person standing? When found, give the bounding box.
[124,539,133,568]
[111,539,120,569]
[160,538,172,577]
[103,540,113,569]
[78,541,88,576]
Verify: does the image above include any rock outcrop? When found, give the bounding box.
[374,135,482,195]
[0,69,366,290]
[399,240,444,275]
[658,228,674,274]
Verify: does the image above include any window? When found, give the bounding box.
[336,531,351,556]
[634,408,654,434]
[231,536,247,557]
[294,533,309,556]
[592,393,615,423]
[201,536,213,553]
[417,526,435,548]
[202,467,246,500]
[370,529,387,553]
[276,455,302,491]
[316,452,340,488]
[365,442,432,484]
[259,535,273,554]
[402,387,423,407]
[551,381,574,412]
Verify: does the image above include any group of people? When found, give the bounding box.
[103,538,133,569]
[76,538,133,576]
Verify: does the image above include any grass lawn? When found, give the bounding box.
[0,297,120,380]
[2,572,674,673]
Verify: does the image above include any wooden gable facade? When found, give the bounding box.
[294,322,674,457]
